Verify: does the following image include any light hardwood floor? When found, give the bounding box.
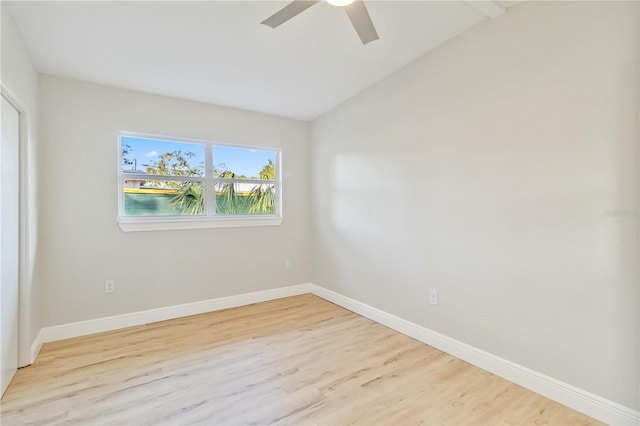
[1,294,600,425]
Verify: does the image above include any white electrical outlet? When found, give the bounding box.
[105,280,115,293]
[285,259,292,270]
[429,289,438,306]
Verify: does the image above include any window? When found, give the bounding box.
[118,133,281,231]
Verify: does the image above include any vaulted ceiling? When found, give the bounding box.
[6,1,519,120]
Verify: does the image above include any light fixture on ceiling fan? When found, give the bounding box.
[261,0,379,45]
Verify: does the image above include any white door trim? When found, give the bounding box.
[1,86,31,368]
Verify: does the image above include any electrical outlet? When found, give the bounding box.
[429,289,438,306]
[105,280,115,293]
[285,259,292,270]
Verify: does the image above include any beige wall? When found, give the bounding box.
[1,6,41,364]
[311,1,639,410]
[38,75,311,326]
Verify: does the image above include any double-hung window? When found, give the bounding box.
[118,133,281,231]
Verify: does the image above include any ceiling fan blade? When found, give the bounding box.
[344,1,379,45]
[261,1,320,28]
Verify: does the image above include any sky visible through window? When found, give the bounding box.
[121,136,275,179]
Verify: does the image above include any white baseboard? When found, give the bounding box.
[29,328,43,365]
[39,283,311,344]
[307,284,640,426]
[28,282,638,425]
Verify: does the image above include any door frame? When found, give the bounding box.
[1,86,32,368]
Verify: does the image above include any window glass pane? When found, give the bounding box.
[124,180,204,216]
[121,136,205,177]
[213,146,276,180]
[215,182,276,215]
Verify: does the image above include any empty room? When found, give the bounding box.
[0,0,638,424]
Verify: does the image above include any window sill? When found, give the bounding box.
[118,216,283,232]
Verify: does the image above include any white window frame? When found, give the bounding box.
[118,131,282,232]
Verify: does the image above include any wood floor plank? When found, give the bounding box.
[0,294,600,425]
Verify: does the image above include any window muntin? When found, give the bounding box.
[119,134,280,223]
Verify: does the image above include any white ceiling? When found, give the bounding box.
[6,1,517,121]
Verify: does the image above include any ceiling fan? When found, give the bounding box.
[261,0,379,45]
